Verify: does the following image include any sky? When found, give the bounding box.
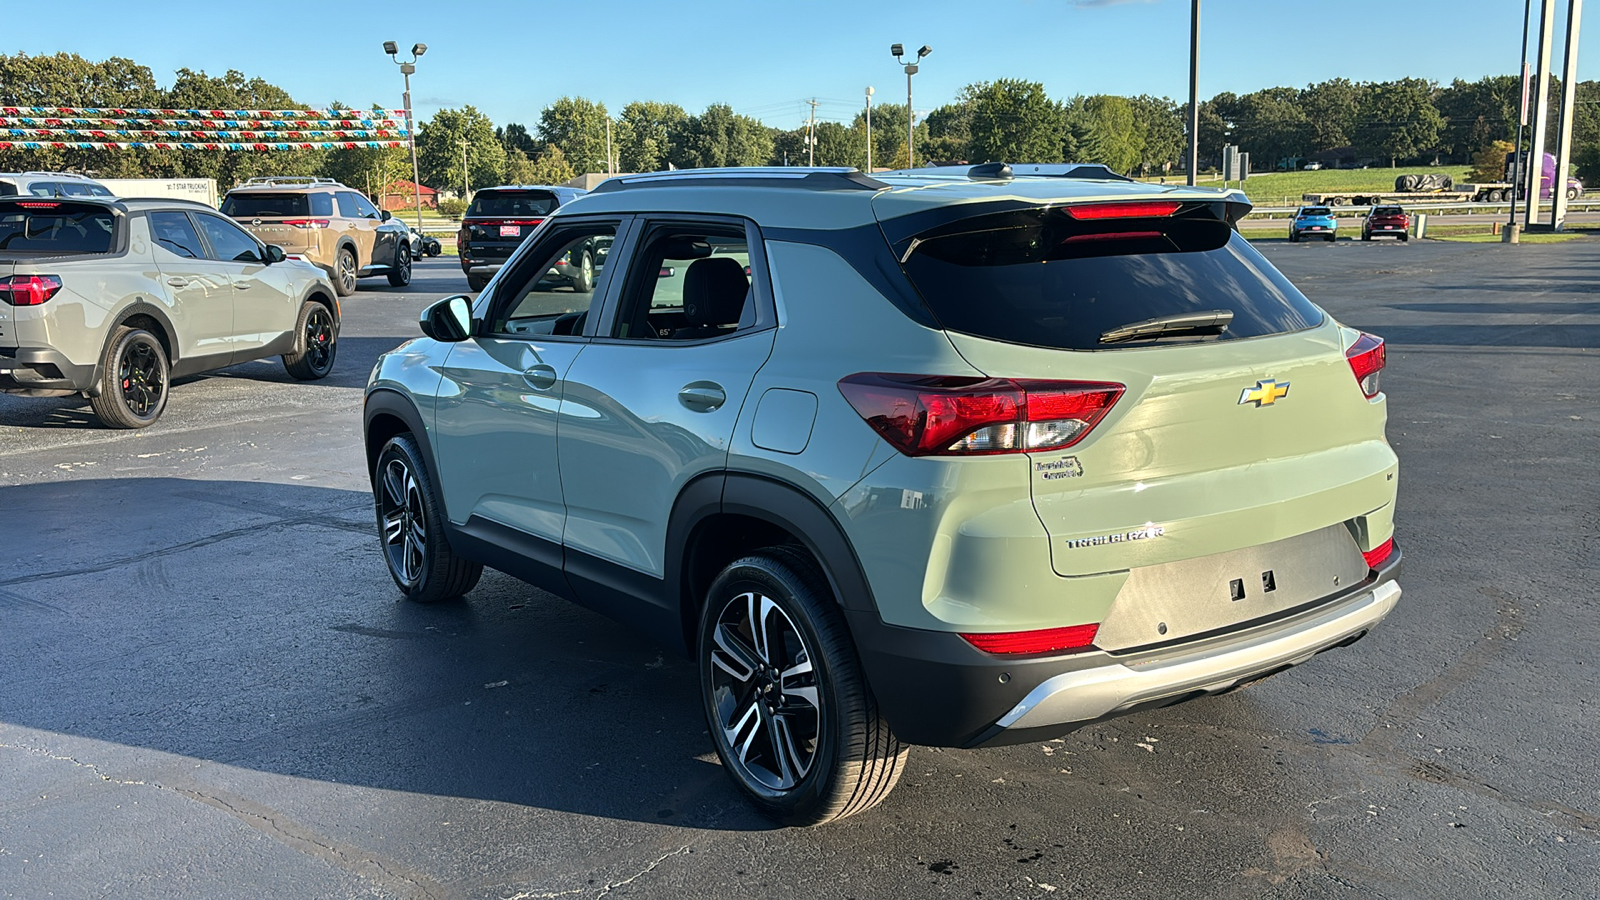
[5,0,1589,130]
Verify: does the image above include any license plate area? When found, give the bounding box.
[499,225,520,237]
[1094,524,1368,652]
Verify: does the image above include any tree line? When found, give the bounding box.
[5,52,1600,197]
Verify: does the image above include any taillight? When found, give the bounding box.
[961,623,1100,655]
[838,373,1124,457]
[281,218,330,229]
[1346,332,1386,398]
[0,274,63,306]
[1063,201,1182,220]
[1362,537,1395,569]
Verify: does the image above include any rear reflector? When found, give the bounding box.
[1362,537,1395,569]
[961,623,1100,655]
[1063,201,1182,220]
[1346,332,1386,398]
[838,374,1124,457]
[0,274,63,306]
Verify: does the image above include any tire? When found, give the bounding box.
[333,246,358,297]
[467,273,489,292]
[699,547,908,826]
[1567,187,1580,201]
[373,434,482,603]
[1400,234,1409,242]
[281,302,338,380]
[1361,231,1371,241]
[90,326,169,429]
[1488,190,1504,203]
[1288,232,1298,243]
[1325,235,1336,243]
[571,248,595,293]
[387,242,412,287]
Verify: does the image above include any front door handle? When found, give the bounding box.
[522,365,558,391]
[232,283,252,290]
[166,276,190,287]
[678,382,726,412]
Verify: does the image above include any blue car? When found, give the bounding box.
[1290,206,1338,242]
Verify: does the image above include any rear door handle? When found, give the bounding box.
[678,383,726,412]
[232,283,251,290]
[166,276,190,287]
[522,365,557,391]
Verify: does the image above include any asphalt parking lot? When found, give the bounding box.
[2,244,1597,899]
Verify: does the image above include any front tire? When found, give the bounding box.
[387,243,412,287]
[699,548,907,826]
[90,326,169,429]
[281,302,337,380]
[373,434,482,603]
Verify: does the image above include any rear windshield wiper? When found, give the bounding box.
[1099,309,1234,344]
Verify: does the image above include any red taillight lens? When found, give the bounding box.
[1362,537,1395,569]
[1346,332,1386,398]
[838,374,1124,457]
[15,201,61,209]
[281,218,330,229]
[961,623,1100,655]
[0,275,63,306]
[1063,201,1182,220]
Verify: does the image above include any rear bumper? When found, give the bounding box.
[0,346,95,395]
[850,549,1402,748]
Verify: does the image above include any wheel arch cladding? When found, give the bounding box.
[674,472,879,652]
[113,302,179,364]
[363,390,442,495]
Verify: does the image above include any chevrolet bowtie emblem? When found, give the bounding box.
[1239,379,1290,407]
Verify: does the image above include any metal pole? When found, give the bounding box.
[605,117,613,176]
[460,137,469,200]
[906,69,915,169]
[865,88,874,172]
[1552,0,1583,229]
[1510,0,1532,228]
[807,99,817,167]
[1187,0,1200,186]
[403,68,424,233]
[1524,0,1557,224]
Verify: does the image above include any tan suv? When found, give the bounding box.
[222,177,412,296]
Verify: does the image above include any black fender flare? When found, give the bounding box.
[362,389,442,496]
[336,237,360,268]
[85,300,181,395]
[719,472,878,613]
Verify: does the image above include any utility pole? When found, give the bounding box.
[806,99,818,167]
[1524,0,1557,224]
[1551,0,1583,229]
[1510,0,1533,230]
[865,87,875,172]
[460,136,469,201]
[1187,0,1200,186]
[605,117,614,176]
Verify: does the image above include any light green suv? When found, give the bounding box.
[363,166,1401,826]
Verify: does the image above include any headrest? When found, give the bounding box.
[683,257,749,327]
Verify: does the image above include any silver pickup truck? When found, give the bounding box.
[0,196,339,428]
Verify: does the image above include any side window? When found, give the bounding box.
[335,192,362,219]
[310,192,334,217]
[194,214,264,263]
[148,212,204,259]
[612,223,752,341]
[487,223,618,338]
[351,193,381,219]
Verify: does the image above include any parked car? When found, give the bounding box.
[457,185,586,291]
[0,171,114,199]
[0,197,339,428]
[403,224,441,258]
[221,176,411,296]
[1362,205,1410,241]
[364,166,1402,825]
[1302,162,1323,170]
[1290,205,1338,242]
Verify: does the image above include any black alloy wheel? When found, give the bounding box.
[371,434,482,603]
[90,326,169,428]
[282,302,337,380]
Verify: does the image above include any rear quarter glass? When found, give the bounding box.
[896,207,1322,351]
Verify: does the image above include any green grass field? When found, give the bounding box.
[1144,166,1475,206]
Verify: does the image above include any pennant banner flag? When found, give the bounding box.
[0,118,406,129]
[0,140,410,151]
[0,107,408,119]
[4,129,409,140]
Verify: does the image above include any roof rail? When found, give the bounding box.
[239,176,344,187]
[590,167,887,194]
[17,171,100,180]
[895,163,1136,183]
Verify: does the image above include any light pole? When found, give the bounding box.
[865,86,874,172]
[383,40,428,232]
[891,44,930,169]
[1187,0,1200,186]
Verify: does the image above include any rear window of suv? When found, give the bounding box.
[1300,207,1332,216]
[468,190,559,218]
[0,201,117,253]
[1372,207,1404,216]
[222,193,310,218]
[895,205,1323,351]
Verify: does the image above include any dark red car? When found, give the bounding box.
[1362,206,1410,242]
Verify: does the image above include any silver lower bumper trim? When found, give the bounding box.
[995,581,1401,731]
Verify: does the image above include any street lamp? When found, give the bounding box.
[890,43,930,169]
[865,86,875,173]
[384,40,428,232]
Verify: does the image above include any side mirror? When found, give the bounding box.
[420,295,474,342]
[263,244,286,264]
[379,209,392,222]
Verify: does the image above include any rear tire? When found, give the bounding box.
[334,247,358,297]
[571,249,595,293]
[282,302,337,380]
[373,434,482,603]
[699,547,907,826]
[467,273,489,292]
[1288,232,1298,243]
[387,243,412,287]
[90,326,169,429]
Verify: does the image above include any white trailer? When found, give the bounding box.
[98,178,219,207]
